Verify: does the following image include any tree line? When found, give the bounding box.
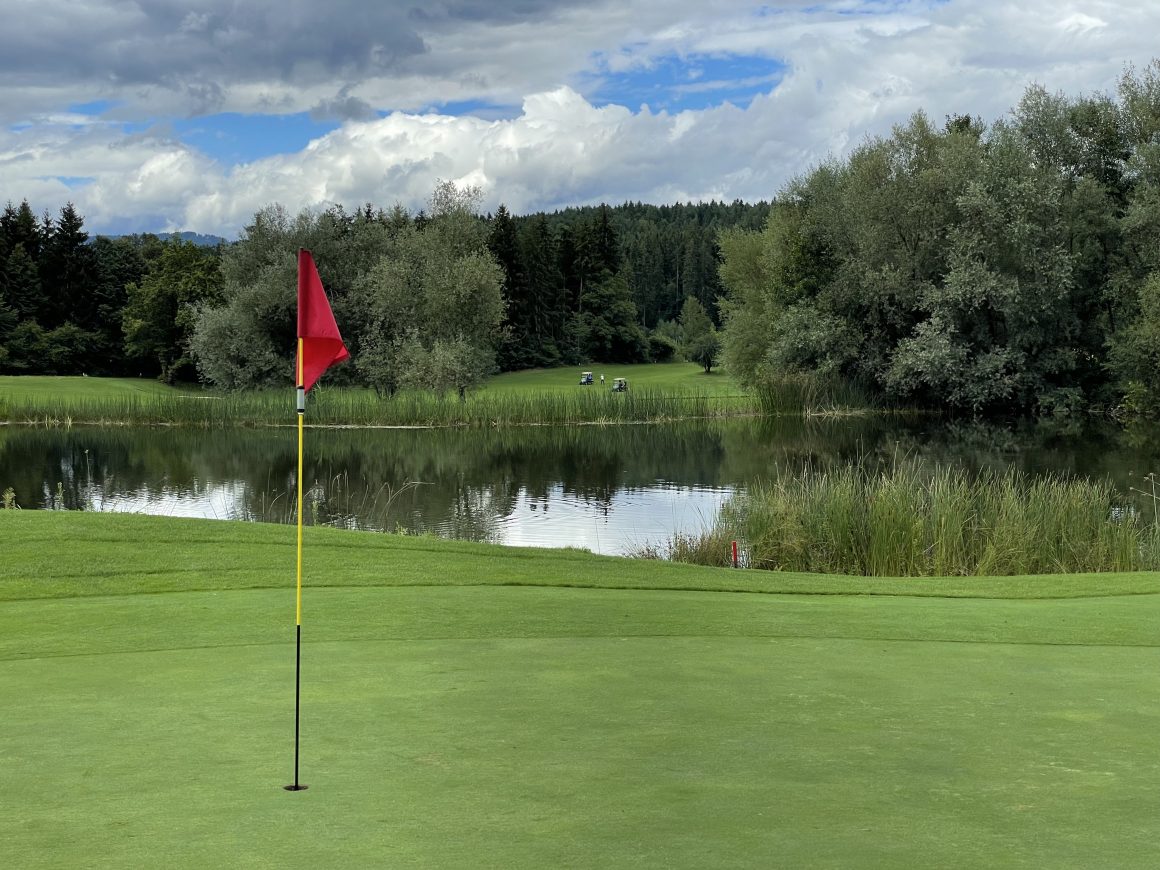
[0,188,752,389]
[0,201,224,380]
[720,61,1160,419]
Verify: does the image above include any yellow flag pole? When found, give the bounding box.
[296,338,305,628]
[286,338,308,792]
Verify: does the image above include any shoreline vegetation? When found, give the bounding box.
[639,460,1160,576]
[0,387,760,428]
[0,366,874,428]
[6,369,1156,578]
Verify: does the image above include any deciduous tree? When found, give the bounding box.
[678,296,720,373]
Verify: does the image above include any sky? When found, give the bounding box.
[2,0,1157,238]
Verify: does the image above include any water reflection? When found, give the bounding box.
[2,416,1158,555]
[499,483,732,554]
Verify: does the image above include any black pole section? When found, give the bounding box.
[285,624,308,790]
[294,623,303,785]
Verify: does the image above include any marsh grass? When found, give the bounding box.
[250,470,426,531]
[0,368,890,428]
[634,526,739,568]
[0,385,766,428]
[649,460,1160,576]
[753,374,877,416]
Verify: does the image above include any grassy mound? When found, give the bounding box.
[4,512,1159,868]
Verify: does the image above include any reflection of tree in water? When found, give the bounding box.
[716,415,906,480]
[414,486,503,543]
[884,419,1159,482]
[0,427,213,512]
[284,425,731,533]
[2,417,1153,539]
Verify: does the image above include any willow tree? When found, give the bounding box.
[679,296,720,373]
[191,204,390,389]
[355,182,505,399]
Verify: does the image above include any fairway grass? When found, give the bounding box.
[0,375,184,402]
[480,362,741,395]
[5,513,1160,868]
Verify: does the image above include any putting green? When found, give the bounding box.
[3,515,1160,868]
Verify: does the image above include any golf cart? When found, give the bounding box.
[579,371,594,385]
[611,377,628,393]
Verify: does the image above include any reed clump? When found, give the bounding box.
[752,374,877,417]
[634,526,738,567]
[650,460,1160,576]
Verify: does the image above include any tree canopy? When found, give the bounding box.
[719,60,1160,418]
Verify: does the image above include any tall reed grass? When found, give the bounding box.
[0,387,767,428]
[752,374,877,416]
[645,460,1160,575]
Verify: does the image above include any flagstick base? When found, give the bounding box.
[283,785,309,791]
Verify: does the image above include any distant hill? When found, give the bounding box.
[95,231,229,247]
[165,231,228,247]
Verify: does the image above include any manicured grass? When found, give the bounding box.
[480,362,741,396]
[4,511,1160,868]
[0,375,184,402]
[0,365,729,405]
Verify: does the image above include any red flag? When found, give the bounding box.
[296,249,349,392]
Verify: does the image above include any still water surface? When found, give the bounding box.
[2,417,1158,555]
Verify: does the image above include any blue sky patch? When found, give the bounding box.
[67,99,118,115]
[48,176,96,188]
[759,0,949,16]
[420,99,520,121]
[585,52,786,112]
[172,112,342,165]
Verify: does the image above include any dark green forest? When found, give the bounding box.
[0,202,226,381]
[3,61,1160,418]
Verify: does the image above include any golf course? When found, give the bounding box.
[4,510,1160,868]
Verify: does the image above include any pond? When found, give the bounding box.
[2,416,1159,555]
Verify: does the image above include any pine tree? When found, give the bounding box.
[573,271,649,363]
[522,218,566,368]
[489,205,534,370]
[520,215,565,365]
[1,244,42,321]
[588,204,620,276]
[0,200,43,263]
[39,203,97,331]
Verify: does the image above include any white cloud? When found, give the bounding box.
[2,1,1159,235]
[1057,12,1108,34]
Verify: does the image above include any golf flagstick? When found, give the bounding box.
[285,250,349,792]
[285,341,308,791]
